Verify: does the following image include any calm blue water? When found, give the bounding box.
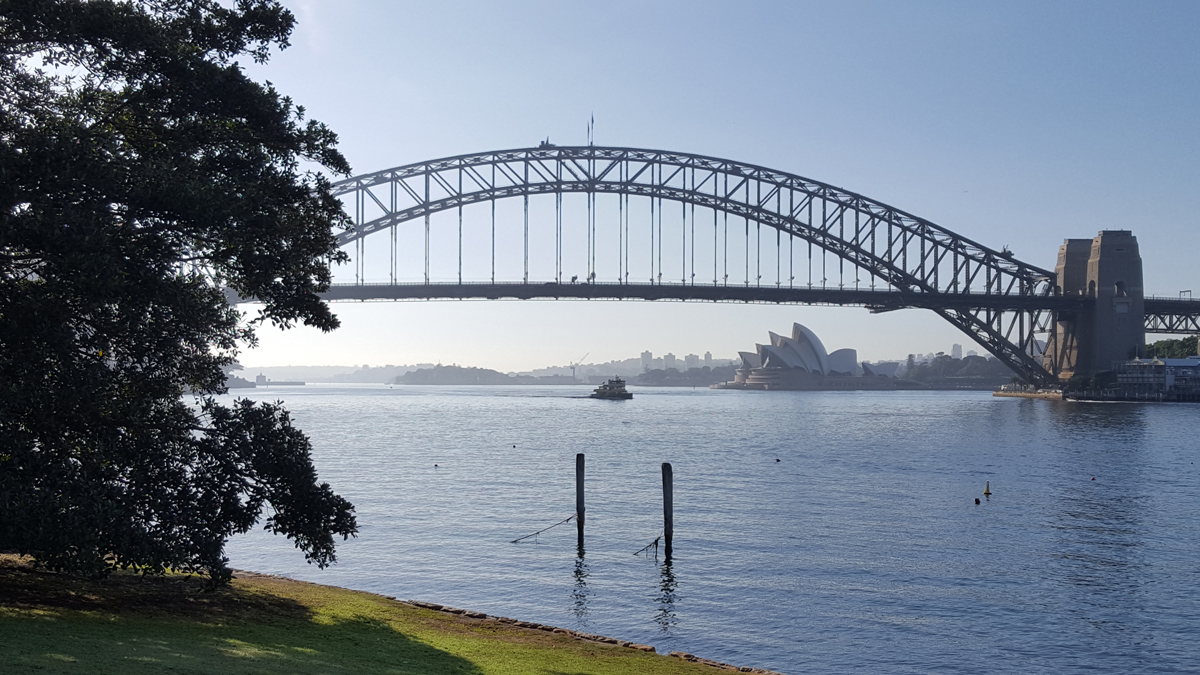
[221,385,1200,673]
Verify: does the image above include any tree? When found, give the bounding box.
[1146,336,1198,359]
[0,0,357,582]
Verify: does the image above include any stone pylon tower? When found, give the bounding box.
[1044,230,1144,380]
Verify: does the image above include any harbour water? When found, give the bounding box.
[222,385,1200,673]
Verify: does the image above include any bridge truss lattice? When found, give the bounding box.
[330,146,1068,383]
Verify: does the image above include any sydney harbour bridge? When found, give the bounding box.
[272,145,1200,385]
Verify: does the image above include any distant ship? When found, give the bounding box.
[590,377,633,400]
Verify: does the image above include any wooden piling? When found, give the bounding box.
[662,462,673,558]
[576,453,585,548]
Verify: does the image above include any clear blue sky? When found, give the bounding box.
[241,0,1200,370]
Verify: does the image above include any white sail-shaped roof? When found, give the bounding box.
[767,332,811,370]
[789,323,830,374]
[828,348,860,375]
[738,351,762,370]
[756,343,798,370]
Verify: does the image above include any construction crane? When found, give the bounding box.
[569,353,589,382]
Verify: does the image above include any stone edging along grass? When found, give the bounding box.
[235,569,787,674]
[396,599,785,675]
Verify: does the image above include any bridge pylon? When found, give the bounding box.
[1044,230,1145,380]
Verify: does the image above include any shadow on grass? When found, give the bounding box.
[0,556,308,622]
[3,612,484,674]
[0,556,483,674]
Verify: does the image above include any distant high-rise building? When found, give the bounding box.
[704,351,713,368]
[967,349,978,357]
[684,353,700,371]
[641,350,653,372]
[951,343,963,360]
[664,353,677,370]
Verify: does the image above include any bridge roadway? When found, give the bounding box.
[1144,296,1200,333]
[320,281,1079,311]
[317,283,1200,332]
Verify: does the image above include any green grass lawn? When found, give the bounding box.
[0,555,771,674]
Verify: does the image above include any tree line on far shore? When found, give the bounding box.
[1146,336,1199,359]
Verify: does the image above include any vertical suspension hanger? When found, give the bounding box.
[624,187,629,284]
[744,179,749,287]
[808,197,813,288]
[681,169,687,284]
[854,210,860,290]
[354,187,361,285]
[788,187,793,289]
[650,165,655,284]
[713,173,718,286]
[586,152,591,282]
[821,198,827,289]
[424,169,430,285]
[591,153,596,281]
[523,159,529,285]
[624,159,630,284]
[723,172,729,286]
[656,163,662,284]
[391,175,397,285]
[690,169,696,286]
[839,207,845,289]
[755,179,761,288]
[559,157,564,281]
[351,189,357,285]
[491,163,496,284]
[458,165,463,285]
[585,150,592,282]
[617,160,623,283]
[776,186,781,287]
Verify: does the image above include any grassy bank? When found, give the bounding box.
[0,555,778,674]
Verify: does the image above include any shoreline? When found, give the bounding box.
[232,569,787,674]
[0,554,787,674]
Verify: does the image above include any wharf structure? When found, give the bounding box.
[712,323,925,391]
[1068,356,1200,402]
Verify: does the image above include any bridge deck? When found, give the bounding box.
[1145,297,1200,333]
[316,282,1085,312]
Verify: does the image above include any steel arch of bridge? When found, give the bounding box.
[331,145,1062,383]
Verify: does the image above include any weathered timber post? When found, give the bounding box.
[576,453,585,548]
[662,462,673,559]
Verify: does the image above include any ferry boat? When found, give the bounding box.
[590,376,633,400]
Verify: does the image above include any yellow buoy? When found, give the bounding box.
[983,480,992,496]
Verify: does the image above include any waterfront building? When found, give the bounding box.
[704,351,713,368]
[641,350,653,372]
[952,344,963,360]
[685,354,700,371]
[664,353,677,370]
[1115,357,1200,395]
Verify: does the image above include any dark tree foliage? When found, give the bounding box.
[0,0,357,582]
[1146,336,1198,359]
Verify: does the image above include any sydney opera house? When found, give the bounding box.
[713,323,923,390]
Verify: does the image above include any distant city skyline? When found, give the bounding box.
[238,1,1199,370]
[238,339,978,378]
